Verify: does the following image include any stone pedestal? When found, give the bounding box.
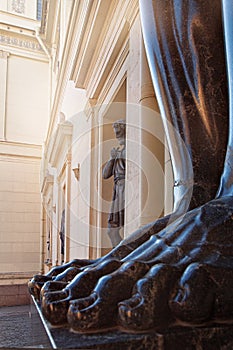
[47,323,233,349]
[34,297,233,350]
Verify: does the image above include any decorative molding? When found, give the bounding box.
[86,20,129,99]
[47,121,73,171]
[41,172,54,196]
[66,152,72,165]
[0,153,41,161]
[71,0,117,87]
[45,0,93,145]
[84,98,97,121]
[0,271,39,281]
[0,32,43,52]
[71,0,137,101]
[0,140,42,159]
[11,0,26,15]
[0,140,42,148]
[97,40,129,106]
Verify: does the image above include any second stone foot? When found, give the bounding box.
[118,264,180,330]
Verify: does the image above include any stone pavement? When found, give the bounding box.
[0,303,52,349]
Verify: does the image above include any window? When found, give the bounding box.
[37,0,42,20]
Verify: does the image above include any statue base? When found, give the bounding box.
[32,297,233,350]
[50,325,233,349]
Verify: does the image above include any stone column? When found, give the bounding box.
[0,50,9,140]
[139,41,165,225]
[125,16,141,236]
[40,201,46,274]
[65,153,71,262]
[88,105,100,259]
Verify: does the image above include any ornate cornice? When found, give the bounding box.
[47,121,73,170]
[41,172,54,194]
[71,0,138,100]
[45,0,93,146]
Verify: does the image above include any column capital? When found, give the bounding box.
[0,50,10,59]
[84,98,97,121]
[140,82,155,102]
[66,152,72,165]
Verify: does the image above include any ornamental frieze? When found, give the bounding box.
[0,32,43,52]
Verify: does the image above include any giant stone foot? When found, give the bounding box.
[171,263,233,324]
[28,259,96,301]
[119,264,181,330]
[116,196,233,330]
[67,261,150,331]
[29,197,233,331]
[41,259,122,325]
[28,215,171,301]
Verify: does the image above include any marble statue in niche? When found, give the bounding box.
[28,0,233,332]
[59,209,65,264]
[103,120,126,248]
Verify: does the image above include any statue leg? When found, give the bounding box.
[107,226,122,248]
[107,0,233,331]
[217,0,233,197]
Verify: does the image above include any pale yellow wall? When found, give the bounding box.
[0,7,50,280]
[0,1,8,11]
[6,54,49,144]
[0,156,41,274]
[23,0,38,19]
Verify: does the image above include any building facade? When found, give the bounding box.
[39,0,173,274]
[0,0,49,305]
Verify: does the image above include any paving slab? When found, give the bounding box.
[0,303,52,349]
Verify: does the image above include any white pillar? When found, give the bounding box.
[65,153,71,262]
[124,16,141,236]
[0,50,9,140]
[139,42,165,226]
